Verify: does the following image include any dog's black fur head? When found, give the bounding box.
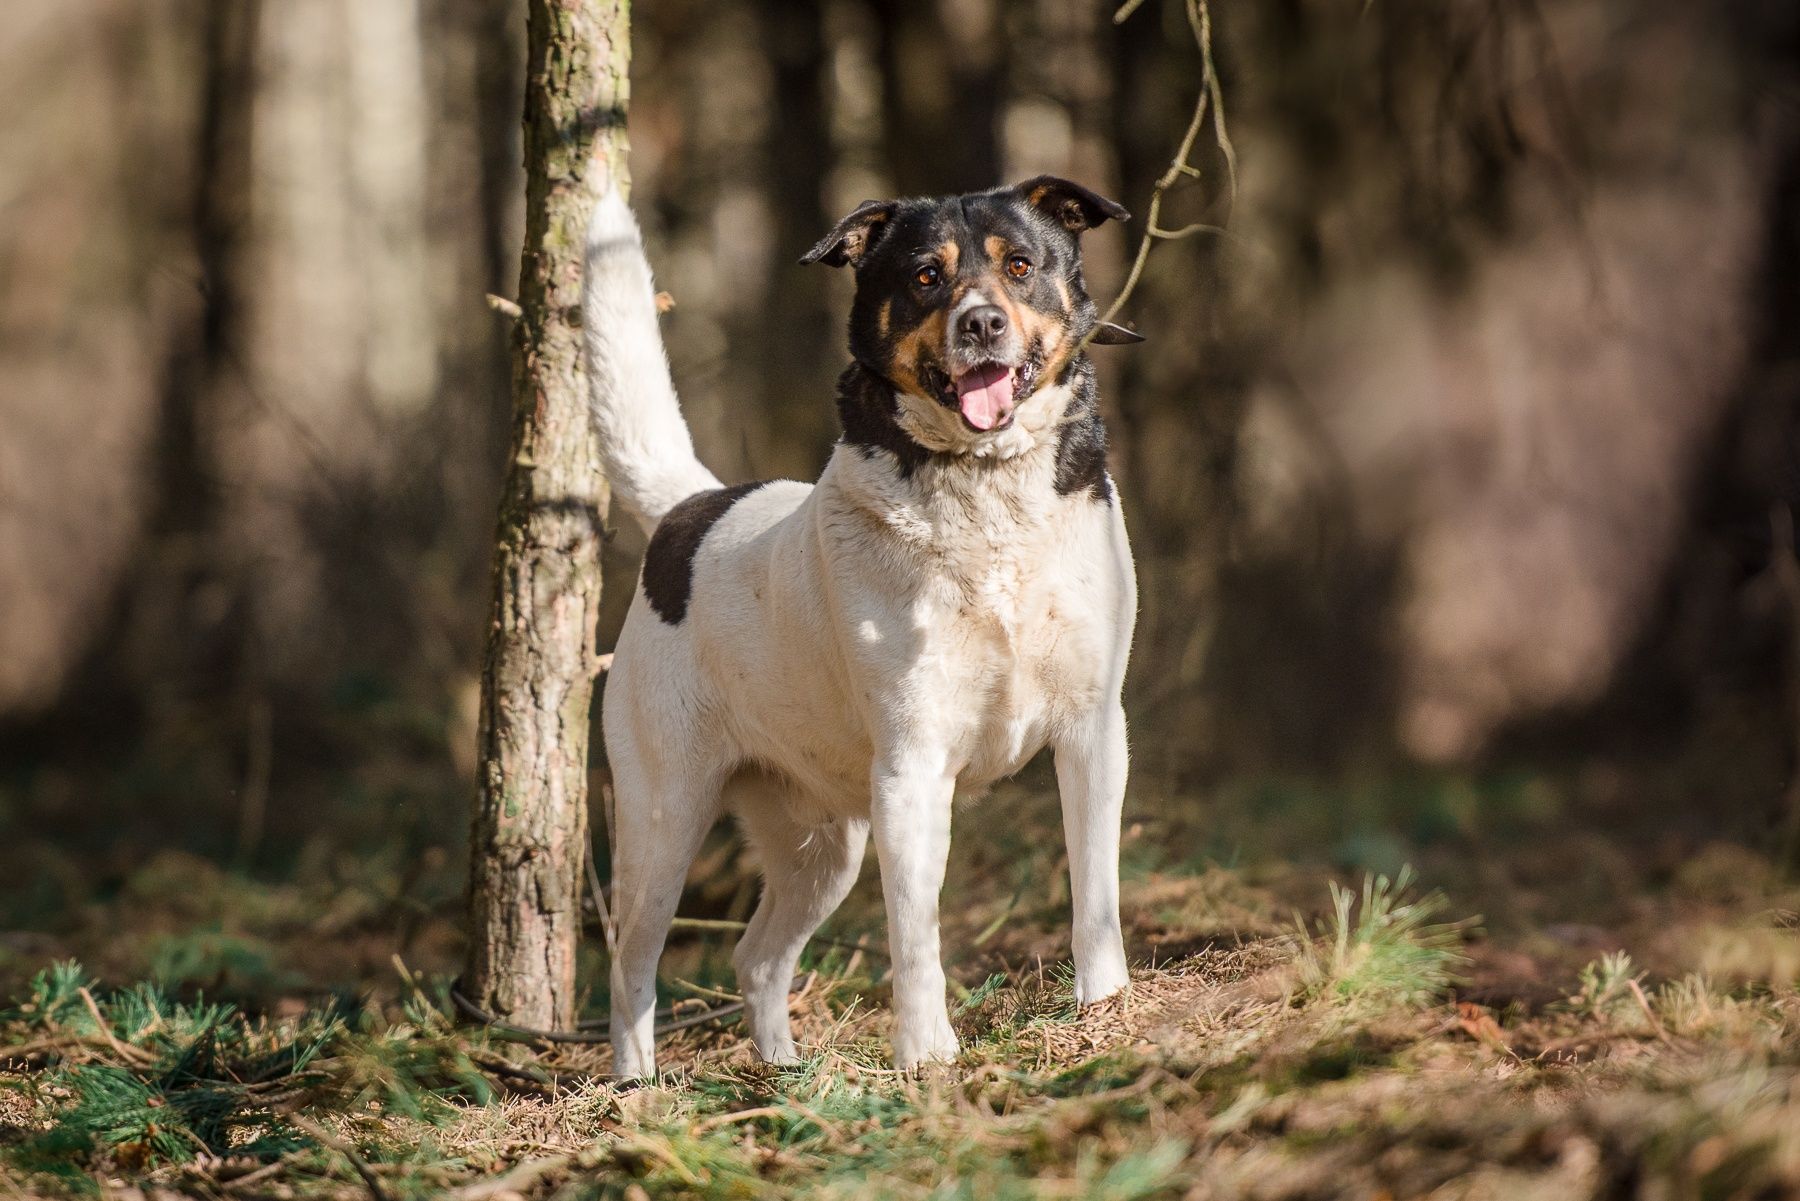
[803,177,1134,441]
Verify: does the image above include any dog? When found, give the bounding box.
[584,176,1140,1077]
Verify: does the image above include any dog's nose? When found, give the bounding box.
[958,304,1009,347]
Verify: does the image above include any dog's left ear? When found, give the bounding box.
[1090,321,1145,346]
[1015,176,1130,233]
[800,199,897,268]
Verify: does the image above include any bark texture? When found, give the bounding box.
[465,0,630,1029]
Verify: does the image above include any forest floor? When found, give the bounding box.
[1,780,1798,1199]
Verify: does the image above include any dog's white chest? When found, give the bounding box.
[697,439,1134,809]
[945,623,1057,782]
[897,492,1117,784]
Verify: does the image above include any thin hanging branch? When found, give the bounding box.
[1082,0,1235,352]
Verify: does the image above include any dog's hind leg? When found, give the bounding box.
[729,773,868,1064]
[606,744,723,1079]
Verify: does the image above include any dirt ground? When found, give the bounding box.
[1,779,1797,1199]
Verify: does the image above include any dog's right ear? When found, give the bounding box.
[801,200,897,269]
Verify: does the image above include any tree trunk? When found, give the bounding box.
[464,0,629,1030]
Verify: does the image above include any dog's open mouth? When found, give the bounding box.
[944,360,1036,432]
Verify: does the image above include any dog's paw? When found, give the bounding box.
[753,1033,801,1066]
[892,1015,960,1070]
[1074,958,1131,1008]
[612,1048,658,1080]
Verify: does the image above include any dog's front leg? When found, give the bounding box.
[1056,702,1131,1006]
[870,760,959,1069]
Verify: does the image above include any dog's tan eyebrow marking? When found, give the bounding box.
[937,241,959,274]
[878,299,891,337]
[984,234,1009,262]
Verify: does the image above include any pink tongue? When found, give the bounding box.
[953,365,1015,430]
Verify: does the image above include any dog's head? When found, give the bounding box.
[803,177,1134,448]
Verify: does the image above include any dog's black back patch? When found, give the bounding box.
[642,481,769,624]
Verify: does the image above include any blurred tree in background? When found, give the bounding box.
[1,0,1798,917]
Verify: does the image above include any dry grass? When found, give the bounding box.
[0,794,1797,1200]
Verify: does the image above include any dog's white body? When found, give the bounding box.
[586,191,1135,1076]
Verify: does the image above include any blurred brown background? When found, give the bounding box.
[3,0,1799,929]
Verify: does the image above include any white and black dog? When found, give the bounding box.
[585,177,1140,1077]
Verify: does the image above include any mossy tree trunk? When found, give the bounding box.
[465,0,630,1030]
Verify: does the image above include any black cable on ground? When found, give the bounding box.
[449,976,805,1044]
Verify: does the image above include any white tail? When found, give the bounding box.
[583,189,721,534]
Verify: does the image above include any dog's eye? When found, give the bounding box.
[1006,254,1033,279]
[914,265,940,288]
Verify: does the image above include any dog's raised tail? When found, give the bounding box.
[583,189,721,534]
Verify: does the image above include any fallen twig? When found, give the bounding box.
[287,1114,392,1201]
[692,1104,788,1134]
[77,988,156,1068]
[443,1149,589,1201]
[1626,978,1672,1044]
[218,1157,294,1193]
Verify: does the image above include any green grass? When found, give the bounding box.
[1,846,1798,1200]
[1293,867,1470,1007]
